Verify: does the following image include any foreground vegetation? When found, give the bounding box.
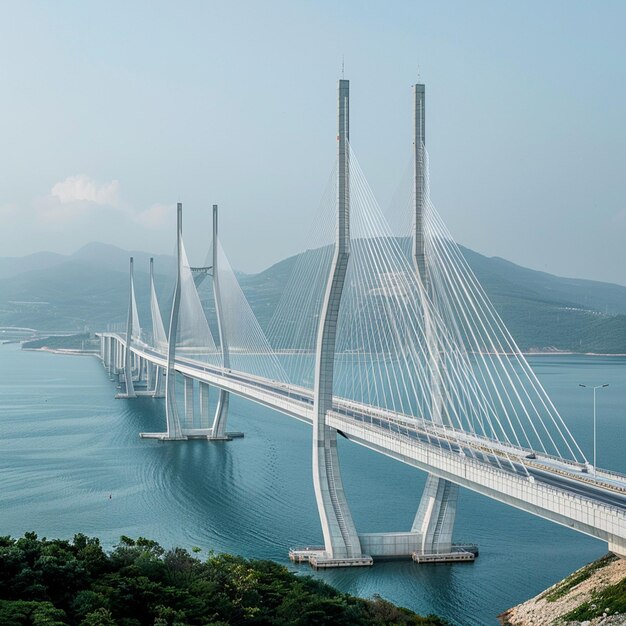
[0,533,447,626]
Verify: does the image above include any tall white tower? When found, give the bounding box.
[410,82,460,556]
[310,79,370,565]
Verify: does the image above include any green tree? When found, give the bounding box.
[80,607,116,626]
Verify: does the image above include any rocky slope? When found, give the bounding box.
[500,554,626,625]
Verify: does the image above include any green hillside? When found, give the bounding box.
[1,242,625,353]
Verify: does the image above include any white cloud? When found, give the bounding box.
[37,174,124,224]
[51,175,120,206]
[32,174,172,232]
[134,203,173,229]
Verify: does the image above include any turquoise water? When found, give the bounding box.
[0,343,624,625]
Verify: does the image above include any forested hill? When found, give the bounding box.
[1,241,625,353]
[0,533,446,626]
[241,242,626,354]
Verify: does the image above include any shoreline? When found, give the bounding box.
[499,554,626,625]
[21,346,99,356]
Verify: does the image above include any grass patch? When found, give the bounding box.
[562,575,626,621]
[541,554,617,602]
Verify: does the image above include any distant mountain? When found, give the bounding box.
[458,246,626,352]
[71,242,175,276]
[0,241,625,353]
[0,251,67,280]
[462,247,626,316]
[0,243,174,281]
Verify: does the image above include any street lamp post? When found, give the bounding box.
[579,383,609,475]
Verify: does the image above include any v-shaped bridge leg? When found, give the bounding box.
[412,475,458,555]
[312,424,368,563]
[410,475,477,563]
[152,365,165,398]
[207,388,231,440]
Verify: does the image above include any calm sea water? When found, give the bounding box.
[0,343,624,625]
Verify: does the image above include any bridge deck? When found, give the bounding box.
[100,333,626,554]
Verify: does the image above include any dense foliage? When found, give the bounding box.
[0,533,447,626]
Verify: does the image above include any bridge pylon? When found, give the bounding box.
[141,204,187,440]
[411,81,470,562]
[149,257,166,398]
[139,203,240,441]
[301,78,372,568]
[207,204,237,441]
[115,257,137,399]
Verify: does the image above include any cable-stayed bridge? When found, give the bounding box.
[98,79,626,568]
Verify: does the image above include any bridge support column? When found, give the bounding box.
[412,475,458,555]
[292,79,370,569]
[184,376,195,428]
[102,336,109,372]
[199,382,210,429]
[139,206,215,440]
[147,257,167,399]
[153,365,165,398]
[207,203,238,441]
[120,343,125,375]
[141,204,186,440]
[146,360,154,389]
[116,258,137,398]
[133,354,141,380]
[114,339,119,373]
[161,206,186,439]
[410,82,467,563]
[211,389,230,439]
[107,337,114,374]
[113,339,120,373]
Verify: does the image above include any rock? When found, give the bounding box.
[501,554,626,626]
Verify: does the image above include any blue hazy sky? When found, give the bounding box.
[1,1,625,285]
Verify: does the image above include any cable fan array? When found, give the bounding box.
[417,146,585,463]
[130,277,142,344]
[176,238,220,364]
[150,272,168,353]
[214,240,288,382]
[266,165,337,387]
[267,142,587,467]
[139,225,287,384]
[130,139,586,469]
